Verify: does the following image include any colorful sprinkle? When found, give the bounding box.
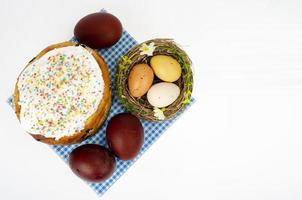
[18,46,105,140]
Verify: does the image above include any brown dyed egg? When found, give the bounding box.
[74,12,122,49]
[128,64,154,97]
[69,144,116,182]
[106,113,144,160]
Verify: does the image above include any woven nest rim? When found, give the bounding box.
[115,38,193,121]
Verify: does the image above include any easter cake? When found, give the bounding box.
[13,41,111,145]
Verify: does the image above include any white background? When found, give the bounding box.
[1,0,302,199]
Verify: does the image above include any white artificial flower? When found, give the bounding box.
[139,42,156,56]
[153,107,165,120]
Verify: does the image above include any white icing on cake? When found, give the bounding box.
[17,45,105,140]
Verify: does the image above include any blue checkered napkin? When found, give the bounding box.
[7,29,194,196]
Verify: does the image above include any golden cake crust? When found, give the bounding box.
[13,41,111,145]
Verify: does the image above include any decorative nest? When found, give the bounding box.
[115,38,193,121]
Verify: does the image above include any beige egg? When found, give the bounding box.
[150,55,182,82]
[128,64,154,97]
[147,82,180,108]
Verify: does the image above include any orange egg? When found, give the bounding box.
[128,64,154,97]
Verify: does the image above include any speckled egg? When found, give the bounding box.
[147,82,180,108]
[128,64,154,97]
[150,55,181,82]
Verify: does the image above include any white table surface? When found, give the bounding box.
[1,0,302,199]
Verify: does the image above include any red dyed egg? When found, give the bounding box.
[74,12,122,49]
[69,144,116,182]
[106,113,144,160]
